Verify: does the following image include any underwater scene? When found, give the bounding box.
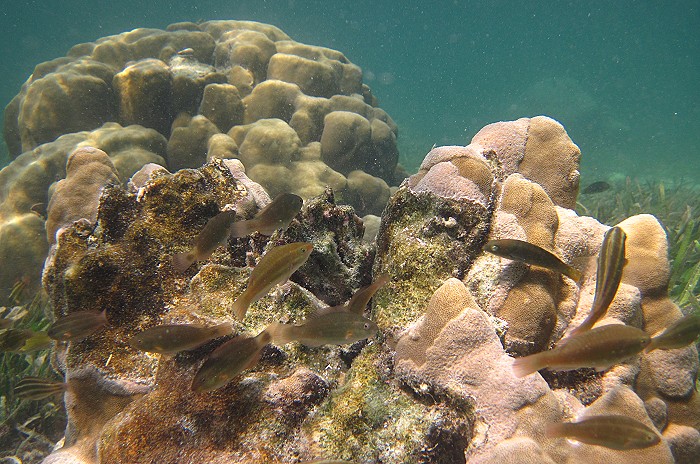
[0,1,698,463]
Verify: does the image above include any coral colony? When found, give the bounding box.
[0,20,698,464]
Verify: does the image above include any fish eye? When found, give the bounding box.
[490,245,499,251]
[364,323,371,330]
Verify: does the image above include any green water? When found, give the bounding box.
[1,1,698,180]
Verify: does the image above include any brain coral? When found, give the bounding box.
[1,19,401,304]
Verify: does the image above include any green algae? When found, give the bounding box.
[310,343,471,463]
[373,187,490,328]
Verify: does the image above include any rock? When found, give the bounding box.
[40,157,383,462]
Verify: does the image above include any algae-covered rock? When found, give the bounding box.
[40,157,385,462]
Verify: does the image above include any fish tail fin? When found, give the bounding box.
[512,352,546,378]
[215,322,234,337]
[231,294,251,321]
[172,251,196,273]
[229,219,253,238]
[256,329,273,346]
[266,322,293,346]
[566,266,583,284]
[644,338,659,353]
[544,422,570,438]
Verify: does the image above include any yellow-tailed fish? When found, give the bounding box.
[484,239,582,282]
[570,226,626,335]
[229,193,303,237]
[14,377,68,400]
[0,328,36,352]
[18,331,53,352]
[545,414,660,450]
[231,242,313,320]
[172,210,237,272]
[191,330,272,392]
[267,311,378,347]
[645,313,700,352]
[129,322,233,355]
[512,324,650,378]
[47,309,108,342]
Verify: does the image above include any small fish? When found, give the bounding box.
[172,210,237,272]
[570,227,626,335]
[512,324,650,377]
[191,330,272,392]
[47,309,108,342]
[645,313,700,352]
[545,414,660,450]
[129,322,233,355]
[0,318,13,329]
[177,48,195,56]
[0,329,37,351]
[267,311,378,347]
[229,193,303,238]
[581,181,611,194]
[14,377,68,400]
[484,239,582,282]
[232,242,313,320]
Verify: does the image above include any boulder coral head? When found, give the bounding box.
[0,19,402,304]
[374,116,698,463]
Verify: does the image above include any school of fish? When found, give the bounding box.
[7,192,699,456]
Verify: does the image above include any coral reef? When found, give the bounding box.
[1,20,402,304]
[376,116,697,462]
[0,124,166,306]
[16,116,700,463]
